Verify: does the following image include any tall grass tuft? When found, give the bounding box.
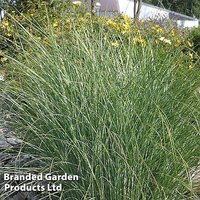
[3,17,200,199]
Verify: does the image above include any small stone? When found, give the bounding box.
[5,131,16,138]
[0,75,4,81]
[0,128,8,135]
[6,137,23,146]
[0,140,9,148]
[4,114,12,119]
[0,129,3,134]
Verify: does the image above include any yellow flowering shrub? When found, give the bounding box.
[0,0,196,71]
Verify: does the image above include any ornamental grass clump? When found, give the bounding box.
[2,8,200,200]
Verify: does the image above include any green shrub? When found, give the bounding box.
[2,13,200,199]
[190,26,200,55]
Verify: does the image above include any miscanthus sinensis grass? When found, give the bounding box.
[2,17,200,200]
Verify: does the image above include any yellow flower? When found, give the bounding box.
[186,41,193,48]
[121,23,131,34]
[6,33,12,37]
[132,37,146,46]
[6,26,12,32]
[159,37,171,45]
[189,64,193,69]
[0,57,8,62]
[121,15,132,25]
[157,28,163,33]
[152,25,164,33]
[2,20,9,27]
[188,52,193,59]
[53,21,59,28]
[106,19,118,28]
[111,41,119,47]
[121,15,130,21]
[170,29,175,37]
[174,39,181,47]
